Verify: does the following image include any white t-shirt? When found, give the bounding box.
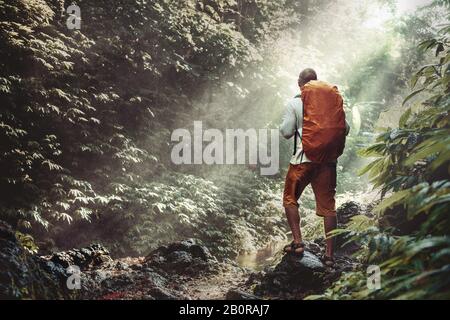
[280,97,310,164]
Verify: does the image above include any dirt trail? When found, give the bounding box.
[183,266,250,299]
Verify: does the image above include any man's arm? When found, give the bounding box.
[280,101,296,139]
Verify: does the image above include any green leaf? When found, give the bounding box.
[435,43,445,57]
[373,189,411,214]
[418,39,437,51]
[404,139,446,166]
[402,88,426,106]
[399,107,412,127]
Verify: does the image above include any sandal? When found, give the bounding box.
[283,241,305,255]
[321,255,335,267]
[283,241,293,252]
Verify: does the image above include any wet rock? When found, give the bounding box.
[251,250,361,299]
[245,271,265,286]
[0,221,71,299]
[305,241,322,256]
[114,261,129,270]
[91,270,110,283]
[226,288,260,300]
[254,251,326,298]
[335,201,371,254]
[78,259,191,300]
[282,251,324,271]
[1,230,228,300]
[100,273,135,291]
[144,238,217,275]
[168,250,194,265]
[337,201,363,225]
[320,255,360,287]
[147,271,169,288]
[153,239,214,261]
[75,238,221,299]
[147,286,181,300]
[47,243,112,270]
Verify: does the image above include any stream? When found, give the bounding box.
[235,241,285,271]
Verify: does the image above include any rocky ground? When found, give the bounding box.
[0,201,371,300]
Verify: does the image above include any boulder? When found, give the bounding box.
[336,201,363,225]
[335,201,370,254]
[76,238,219,299]
[144,238,217,275]
[0,221,71,299]
[0,229,230,300]
[254,251,326,298]
[47,243,112,270]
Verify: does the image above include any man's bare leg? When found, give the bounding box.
[284,206,304,253]
[324,215,337,257]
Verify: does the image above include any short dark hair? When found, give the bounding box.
[298,68,317,87]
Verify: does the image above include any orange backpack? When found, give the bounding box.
[297,80,346,163]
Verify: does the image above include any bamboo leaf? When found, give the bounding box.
[373,189,411,214]
[403,88,426,106]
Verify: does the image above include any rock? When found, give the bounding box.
[244,239,363,300]
[144,238,217,275]
[155,238,214,261]
[271,251,325,285]
[335,201,372,254]
[245,271,265,286]
[100,273,135,291]
[254,251,326,298]
[0,231,223,300]
[147,271,169,288]
[1,217,362,301]
[167,250,194,265]
[337,201,363,225]
[0,221,71,299]
[114,261,129,270]
[92,270,110,283]
[305,241,322,256]
[76,238,221,299]
[147,286,181,300]
[226,288,260,300]
[47,243,112,270]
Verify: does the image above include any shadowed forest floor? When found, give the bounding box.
[1,201,365,300]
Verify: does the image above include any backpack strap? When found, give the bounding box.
[293,94,303,158]
[294,117,304,162]
[293,122,298,155]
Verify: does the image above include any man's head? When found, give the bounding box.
[298,68,317,88]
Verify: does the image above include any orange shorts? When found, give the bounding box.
[283,162,337,217]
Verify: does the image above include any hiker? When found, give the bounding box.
[280,68,350,267]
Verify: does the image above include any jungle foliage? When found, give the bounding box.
[0,0,303,257]
[312,5,450,299]
[1,0,449,300]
